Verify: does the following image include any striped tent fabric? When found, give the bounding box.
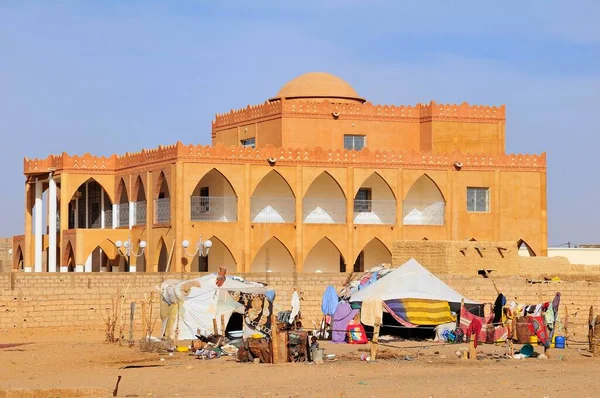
[384,299,455,325]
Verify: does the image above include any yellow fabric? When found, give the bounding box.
[360,297,383,327]
[401,299,455,325]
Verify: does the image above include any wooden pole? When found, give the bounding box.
[220,314,225,335]
[128,302,135,347]
[456,298,464,330]
[469,338,477,361]
[141,302,148,340]
[589,306,594,353]
[593,315,600,356]
[370,316,381,361]
[213,318,219,335]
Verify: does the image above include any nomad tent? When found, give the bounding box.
[161,273,270,340]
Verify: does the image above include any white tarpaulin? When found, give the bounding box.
[160,274,267,340]
[349,258,479,304]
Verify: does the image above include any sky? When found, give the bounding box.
[1,1,599,245]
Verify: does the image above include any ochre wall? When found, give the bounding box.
[1,272,598,340]
[429,121,505,154]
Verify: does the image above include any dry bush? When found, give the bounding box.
[137,338,172,353]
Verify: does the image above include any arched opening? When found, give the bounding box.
[303,172,346,224]
[517,239,536,257]
[191,169,238,222]
[353,238,392,272]
[157,239,169,272]
[251,237,295,272]
[251,171,295,223]
[403,174,445,225]
[14,245,23,271]
[155,172,171,224]
[353,173,396,224]
[67,179,113,229]
[190,236,236,273]
[303,237,345,273]
[116,178,129,227]
[133,176,146,226]
[84,246,112,272]
[63,242,76,272]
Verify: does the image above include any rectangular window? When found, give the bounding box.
[200,187,209,213]
[344,135,366,151]
[467,187,490,212]
[354,188,372,212]
[241,138,255,148]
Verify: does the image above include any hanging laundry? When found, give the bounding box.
[493,293,505,323]
[321,285,339,316]
[361,297,383,326]
[331,301,358,343]
[385,299,455,326]
[290,290,300,324]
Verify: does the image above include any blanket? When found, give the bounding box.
[384,299,455,325]
[459,307,508,343]
[229,292,273,337]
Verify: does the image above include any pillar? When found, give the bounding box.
[100,186,105,229]
[24,181,33,272]
[99,249,107,272]
[112,203,118,229]
[243,164,251,273]
[84,252,92,272]
[346,167,354,272]
[129,201,134,229]
[48,173,57,272]
[85,181,89,229]
[295,165,303,272]
[34,178,43,272]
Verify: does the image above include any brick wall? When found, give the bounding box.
[0,238,11,273]
[1,272,597,340]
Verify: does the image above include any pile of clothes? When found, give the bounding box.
[338,265,393,299]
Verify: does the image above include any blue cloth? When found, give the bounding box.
[265,290,276,303]
[321,285,339,315]
[358,271,379,291]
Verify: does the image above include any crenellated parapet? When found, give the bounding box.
[212,99,506,129]
[25,142,545,175]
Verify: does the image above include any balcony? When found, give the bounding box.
[353,199,396,225]
[191,196,237,222]
[402,201,445,226]
[302,198,346,224]
[251,198,295,223]
[133,201,146,226]
[154,198,171,224]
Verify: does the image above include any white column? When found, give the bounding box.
[129,201,135,229]
[48,174,57,272]
[84,252,92,272]
[60,265,68,272]
[85,181,89,229]
[34,178,43,272]
[112,203,118,229]
[100,187,105,229]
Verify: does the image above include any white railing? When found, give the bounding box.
[117,204,129,227]
[154,198,171,224]
[353,199,396,225]
[251,197,295,223]
[402,201,445,226]
[190,196,237,222]
[134,201,146,226]
[303,198,346,224]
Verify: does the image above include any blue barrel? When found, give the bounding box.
[555,336,566,349]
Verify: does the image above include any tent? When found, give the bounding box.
[350,258,478,304]
[160,273,269,340]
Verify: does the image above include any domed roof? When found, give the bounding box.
[270,72,365,103]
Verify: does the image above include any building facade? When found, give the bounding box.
[14,72,547,273]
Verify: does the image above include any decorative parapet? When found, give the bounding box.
[24,143,545,175]
[212,99,506,129]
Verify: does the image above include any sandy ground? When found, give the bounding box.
[1,328,599,398]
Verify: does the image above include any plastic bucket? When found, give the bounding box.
[529,335,538,344]
[555,336,566,349]
[520,344,534,357]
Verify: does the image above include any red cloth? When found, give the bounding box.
[467,318,483,348]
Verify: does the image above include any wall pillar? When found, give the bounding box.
[84,252,92,272]
[346,167,354,271]
[112,203,118,229]
[85,181,89,229]
[34,178,43,272]
[295,165,303,272]
[100,249,107,272]
[100,186,105,229]
[48,173,57,272]
[243,164,251,273]
[24,181,34,272]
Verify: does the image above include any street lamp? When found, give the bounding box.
[182,235,212,257]
[115,236,146,267]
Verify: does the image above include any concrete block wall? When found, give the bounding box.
[0,238,11,273]
[1,272,598,340]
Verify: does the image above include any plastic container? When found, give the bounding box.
[520,344,534,357]
[555,336,566,349]
[529,335,538,344]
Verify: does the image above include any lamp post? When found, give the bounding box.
[115,236,146,272]
[182,236,212,271]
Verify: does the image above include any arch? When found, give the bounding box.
[190,236,236,273]
[116,178,128,204]
[157,238,169,272]
[303,237,345,273]
[517,239,536,257]
[65,177,114,209]
[353,237,392,272]
[133,176,147,226]
[191,168,238,222]
[303,172,346,224]
[67,178,114,229]
[353,172,396,225]
[13,245,23,271]
[156,171,170,200]
[403,174,445,226]
[133,175,146,202]
[251,170,296,223]
[63,241,75,272]
[251,237,296,273]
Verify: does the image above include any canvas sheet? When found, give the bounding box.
[384,298,455,325]
[229,291,273,337]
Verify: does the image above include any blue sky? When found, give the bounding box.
[1,1,599,245]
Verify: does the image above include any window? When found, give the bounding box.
[344,135,366,151]
[241,138,255,148]
[354,188,372,212]
[467,187,490,212]
[200,187,209,213]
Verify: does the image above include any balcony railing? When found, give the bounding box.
[116,204,129,227]
[303,198,346,224]
[134,201,146,226]
[191,196,237,222]
[402,201,445,226]
[353,199,396,225]
[104,209,113,229]
[251,197,295,223]
[154,198,171,224]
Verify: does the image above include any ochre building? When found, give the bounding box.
[14,72,547,274]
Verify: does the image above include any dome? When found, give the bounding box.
[270,72,365,103]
